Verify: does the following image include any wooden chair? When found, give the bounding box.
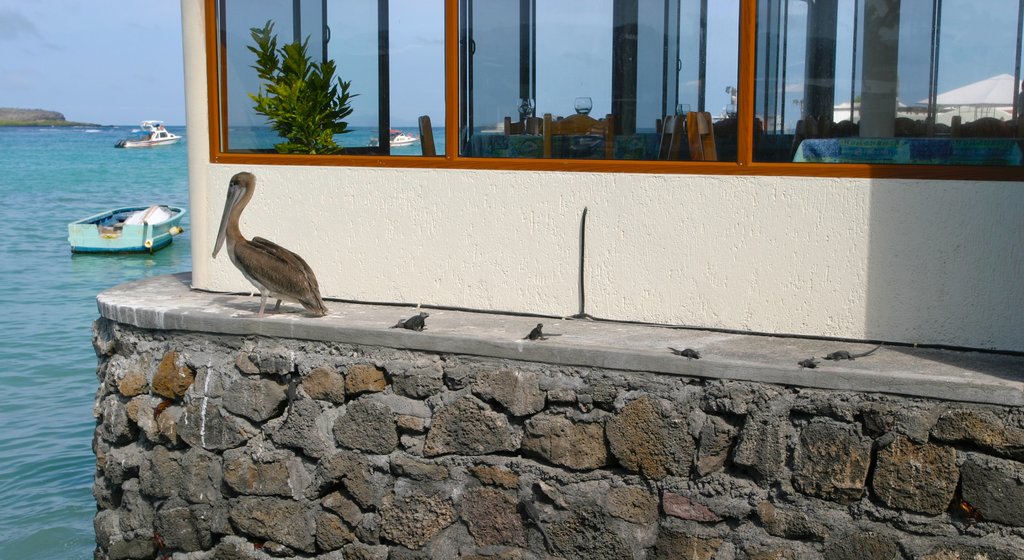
[418,115,436,156]
[542,112,615,158]
[657,114,685,160]
[686,111,717,161]
[503,116,541,135]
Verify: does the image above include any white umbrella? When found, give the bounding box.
[922,73,1018,106]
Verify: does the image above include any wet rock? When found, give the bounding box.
[793,419,871,504]
[871,435,958,515]
[334,398,399,455]
[523,412,607,470]
[378,494,456,549]
[152,351,195,400]
[606,396,694,479]
[423,397,522,457]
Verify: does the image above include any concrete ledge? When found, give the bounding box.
[97,272,1024,406]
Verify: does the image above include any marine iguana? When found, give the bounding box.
[392,311,429,331]
[524,323,547,340]
[668,347,701,359]
[798,358,820,369]
[286,365,300,416]
[823,343,882,361]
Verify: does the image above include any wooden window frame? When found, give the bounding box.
[204,0,1023,181]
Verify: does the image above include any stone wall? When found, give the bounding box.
[92,318,1024,559]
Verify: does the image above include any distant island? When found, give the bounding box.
[0,108,100,127]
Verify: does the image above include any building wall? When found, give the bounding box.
[181,0,1024,351]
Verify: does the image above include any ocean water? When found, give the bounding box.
[226,124,446,155]
[0,122,439,559]
[0,125,191,559]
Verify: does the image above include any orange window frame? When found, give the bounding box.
[204,0,1024,182]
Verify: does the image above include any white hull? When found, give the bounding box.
[117,136,182,148]
[115,120,182,148]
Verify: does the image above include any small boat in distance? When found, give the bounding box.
[115,120,182,148]
[68,205,186,253]
[368,129,419,148]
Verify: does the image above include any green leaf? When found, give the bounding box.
[247,20,355,154]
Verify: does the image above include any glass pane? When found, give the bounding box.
[756,0,1024,166]
[218,0,443,156]
[220,0,297,150]
[460,0,741,161]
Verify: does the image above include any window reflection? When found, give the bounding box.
[217,0,444,156]
[460,0,741,161]
[756,0,1024,166]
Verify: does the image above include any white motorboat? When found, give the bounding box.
[115,120,182,148]
[368,129,419,148]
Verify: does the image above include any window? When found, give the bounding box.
[215,0,444,156]
[755,0,1024,166]
[459,0,740,161]
[209,0,1024,177]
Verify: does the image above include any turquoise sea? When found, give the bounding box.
[0,123,438,559]
[0,125,191,559]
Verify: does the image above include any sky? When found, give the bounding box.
[0,1,186,126]
[1,1,1017,130]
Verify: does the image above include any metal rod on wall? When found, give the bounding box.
[698,0,708,112]
[850,0,858,123]
[377,0,391,154]
[1014,0,1024,121]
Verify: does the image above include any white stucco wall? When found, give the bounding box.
[181,0,1024,351]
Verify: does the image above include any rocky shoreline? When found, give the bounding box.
[0,107,99,127]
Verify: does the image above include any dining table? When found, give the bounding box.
[793,137,1023,166]
[469,132,660,160]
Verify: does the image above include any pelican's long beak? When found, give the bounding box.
[213,181,245,258]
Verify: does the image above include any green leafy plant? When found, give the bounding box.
[248,21,354,154]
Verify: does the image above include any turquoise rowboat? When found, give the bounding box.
[68,205,186,253]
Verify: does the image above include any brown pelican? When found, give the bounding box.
[213,172,328,317]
